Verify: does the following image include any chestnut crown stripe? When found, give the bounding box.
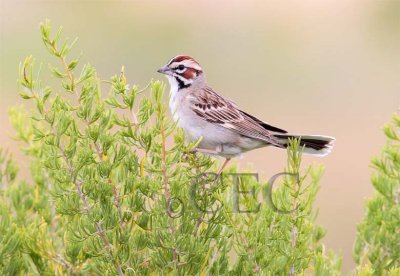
[168,55,194,64]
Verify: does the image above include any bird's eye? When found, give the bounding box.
[177,65,185,70]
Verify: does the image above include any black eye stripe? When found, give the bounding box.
[173,65,186,70]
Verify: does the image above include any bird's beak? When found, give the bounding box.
[157,65,173,76]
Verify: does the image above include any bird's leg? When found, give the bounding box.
[190,145,230,184]
[213,158,231,185]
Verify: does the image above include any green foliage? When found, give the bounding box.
[354,113,400,274]
[0,20,340,275]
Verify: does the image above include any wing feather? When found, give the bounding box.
[191,87,283,147]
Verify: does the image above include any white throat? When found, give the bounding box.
[166,75,180,121]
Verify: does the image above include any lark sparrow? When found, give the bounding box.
[158,55,334,174]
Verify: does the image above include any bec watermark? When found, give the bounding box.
[137,171,300,220]
[188,172,299,216]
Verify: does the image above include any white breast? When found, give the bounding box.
[167,78,204,142]
[165,77,249,158]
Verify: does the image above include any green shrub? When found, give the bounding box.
[0,20,340,275]
[354,113,400,274]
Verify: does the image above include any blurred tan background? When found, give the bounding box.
[1,0,399,272]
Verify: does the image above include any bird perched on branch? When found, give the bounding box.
[158,55,334,177]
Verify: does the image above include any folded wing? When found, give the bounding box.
[191,87,284,147]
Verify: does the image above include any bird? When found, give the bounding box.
[157,55,334,178]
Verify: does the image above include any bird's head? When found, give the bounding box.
[157,55,204,90]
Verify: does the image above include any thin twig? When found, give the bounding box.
[160,123,170,200]
[160,120,178,263]
[52,254,77,275]
[290,173,299,276]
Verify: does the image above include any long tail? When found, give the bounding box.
[274,134,335,157]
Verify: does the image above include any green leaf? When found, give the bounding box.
[19,91,33,100]
[68,59,79,71]
[105,97,125,108]
[49,64,66,78]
